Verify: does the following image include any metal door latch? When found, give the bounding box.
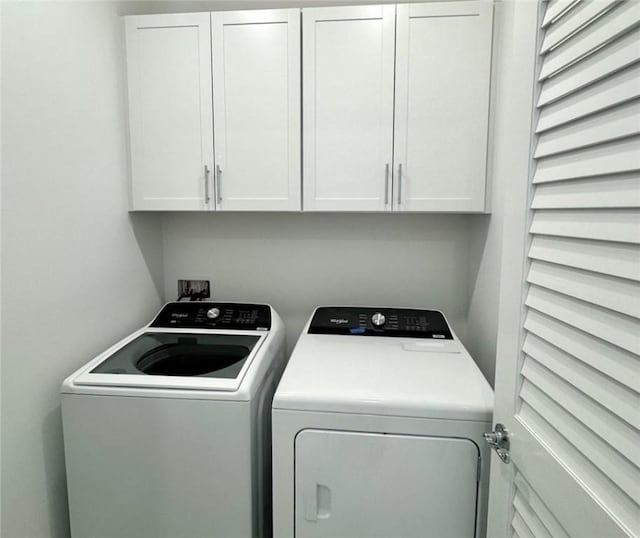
[484,423,511,464]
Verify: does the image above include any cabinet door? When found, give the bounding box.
[394,2,493,212]
[295,429,479,538]
[212,10,301,211]
[302,6,395,212]
[125,14,214,211]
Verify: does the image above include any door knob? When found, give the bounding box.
[484,423,510,464]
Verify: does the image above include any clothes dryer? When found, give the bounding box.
[272,306,493,538]
[62,302,285,538]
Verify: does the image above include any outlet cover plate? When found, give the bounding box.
[177,279,211,300]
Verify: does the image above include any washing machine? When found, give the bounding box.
[62,301,285,538]
[272,306,494,538]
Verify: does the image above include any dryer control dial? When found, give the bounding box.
[371,313,386,327]
[206,307,221,320]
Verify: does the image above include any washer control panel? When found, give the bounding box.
[150,302,271,330]
[308,307,453,339]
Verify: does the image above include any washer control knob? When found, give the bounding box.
[206,307,221,320]
[371,313,386,327]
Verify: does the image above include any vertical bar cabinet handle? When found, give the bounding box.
[204,165,211,204]
[384,163,390,206]
[216,164,223,203]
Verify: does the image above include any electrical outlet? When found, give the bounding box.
[177,279,211,301]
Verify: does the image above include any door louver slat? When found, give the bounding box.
[530,208,640,242]
[524,309,640,392]
[514,473,570,538]
[528,235,640,280]
[534,100,640,158]
[536,64,640,132]
[525,286,640,353]
[539,1,640,80]
[534,137,640,182]
[537,28,640,107]
[531,173,640,208]
[523,333,638,426]
[518,397,639,532]
[520,380,640,504]
[512,512,536,538]
[527,260,640,317]
[513,492,553,538]
[540,0,619,54]
[520,361,639,467]
[542,0,580,29]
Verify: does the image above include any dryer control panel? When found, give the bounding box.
[150,302,271,330]
[308,307,453,339]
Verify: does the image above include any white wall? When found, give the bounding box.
[465,0,538,387]
[1,3,163,537]
[463,0,511,387]
[0,3,4,532]
[162,213,475,353]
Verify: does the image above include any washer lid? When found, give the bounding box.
[273,333,494,422]
[71,329,266,392]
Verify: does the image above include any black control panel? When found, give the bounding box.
[150,302,271,331]
[308,307,453,339]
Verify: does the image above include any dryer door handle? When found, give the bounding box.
[303,483,331,522]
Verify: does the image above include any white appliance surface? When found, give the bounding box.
[62,301,286,538]
[273,328,493,421]
[295,429,479,538]
[272,306,494,538]
[65,328,268,395]
[63,392,256,538]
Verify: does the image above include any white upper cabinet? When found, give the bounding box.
[126,9,300,211]
[125,3,494,213]
[302,6,396,212]
[125,13,214,211]
[212,10,301,211]
[303,2,494,212]
[394,2,493,212]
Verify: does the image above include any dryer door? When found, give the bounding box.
[295,429,479,538]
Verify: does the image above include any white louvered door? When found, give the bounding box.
[488,1,640,537]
